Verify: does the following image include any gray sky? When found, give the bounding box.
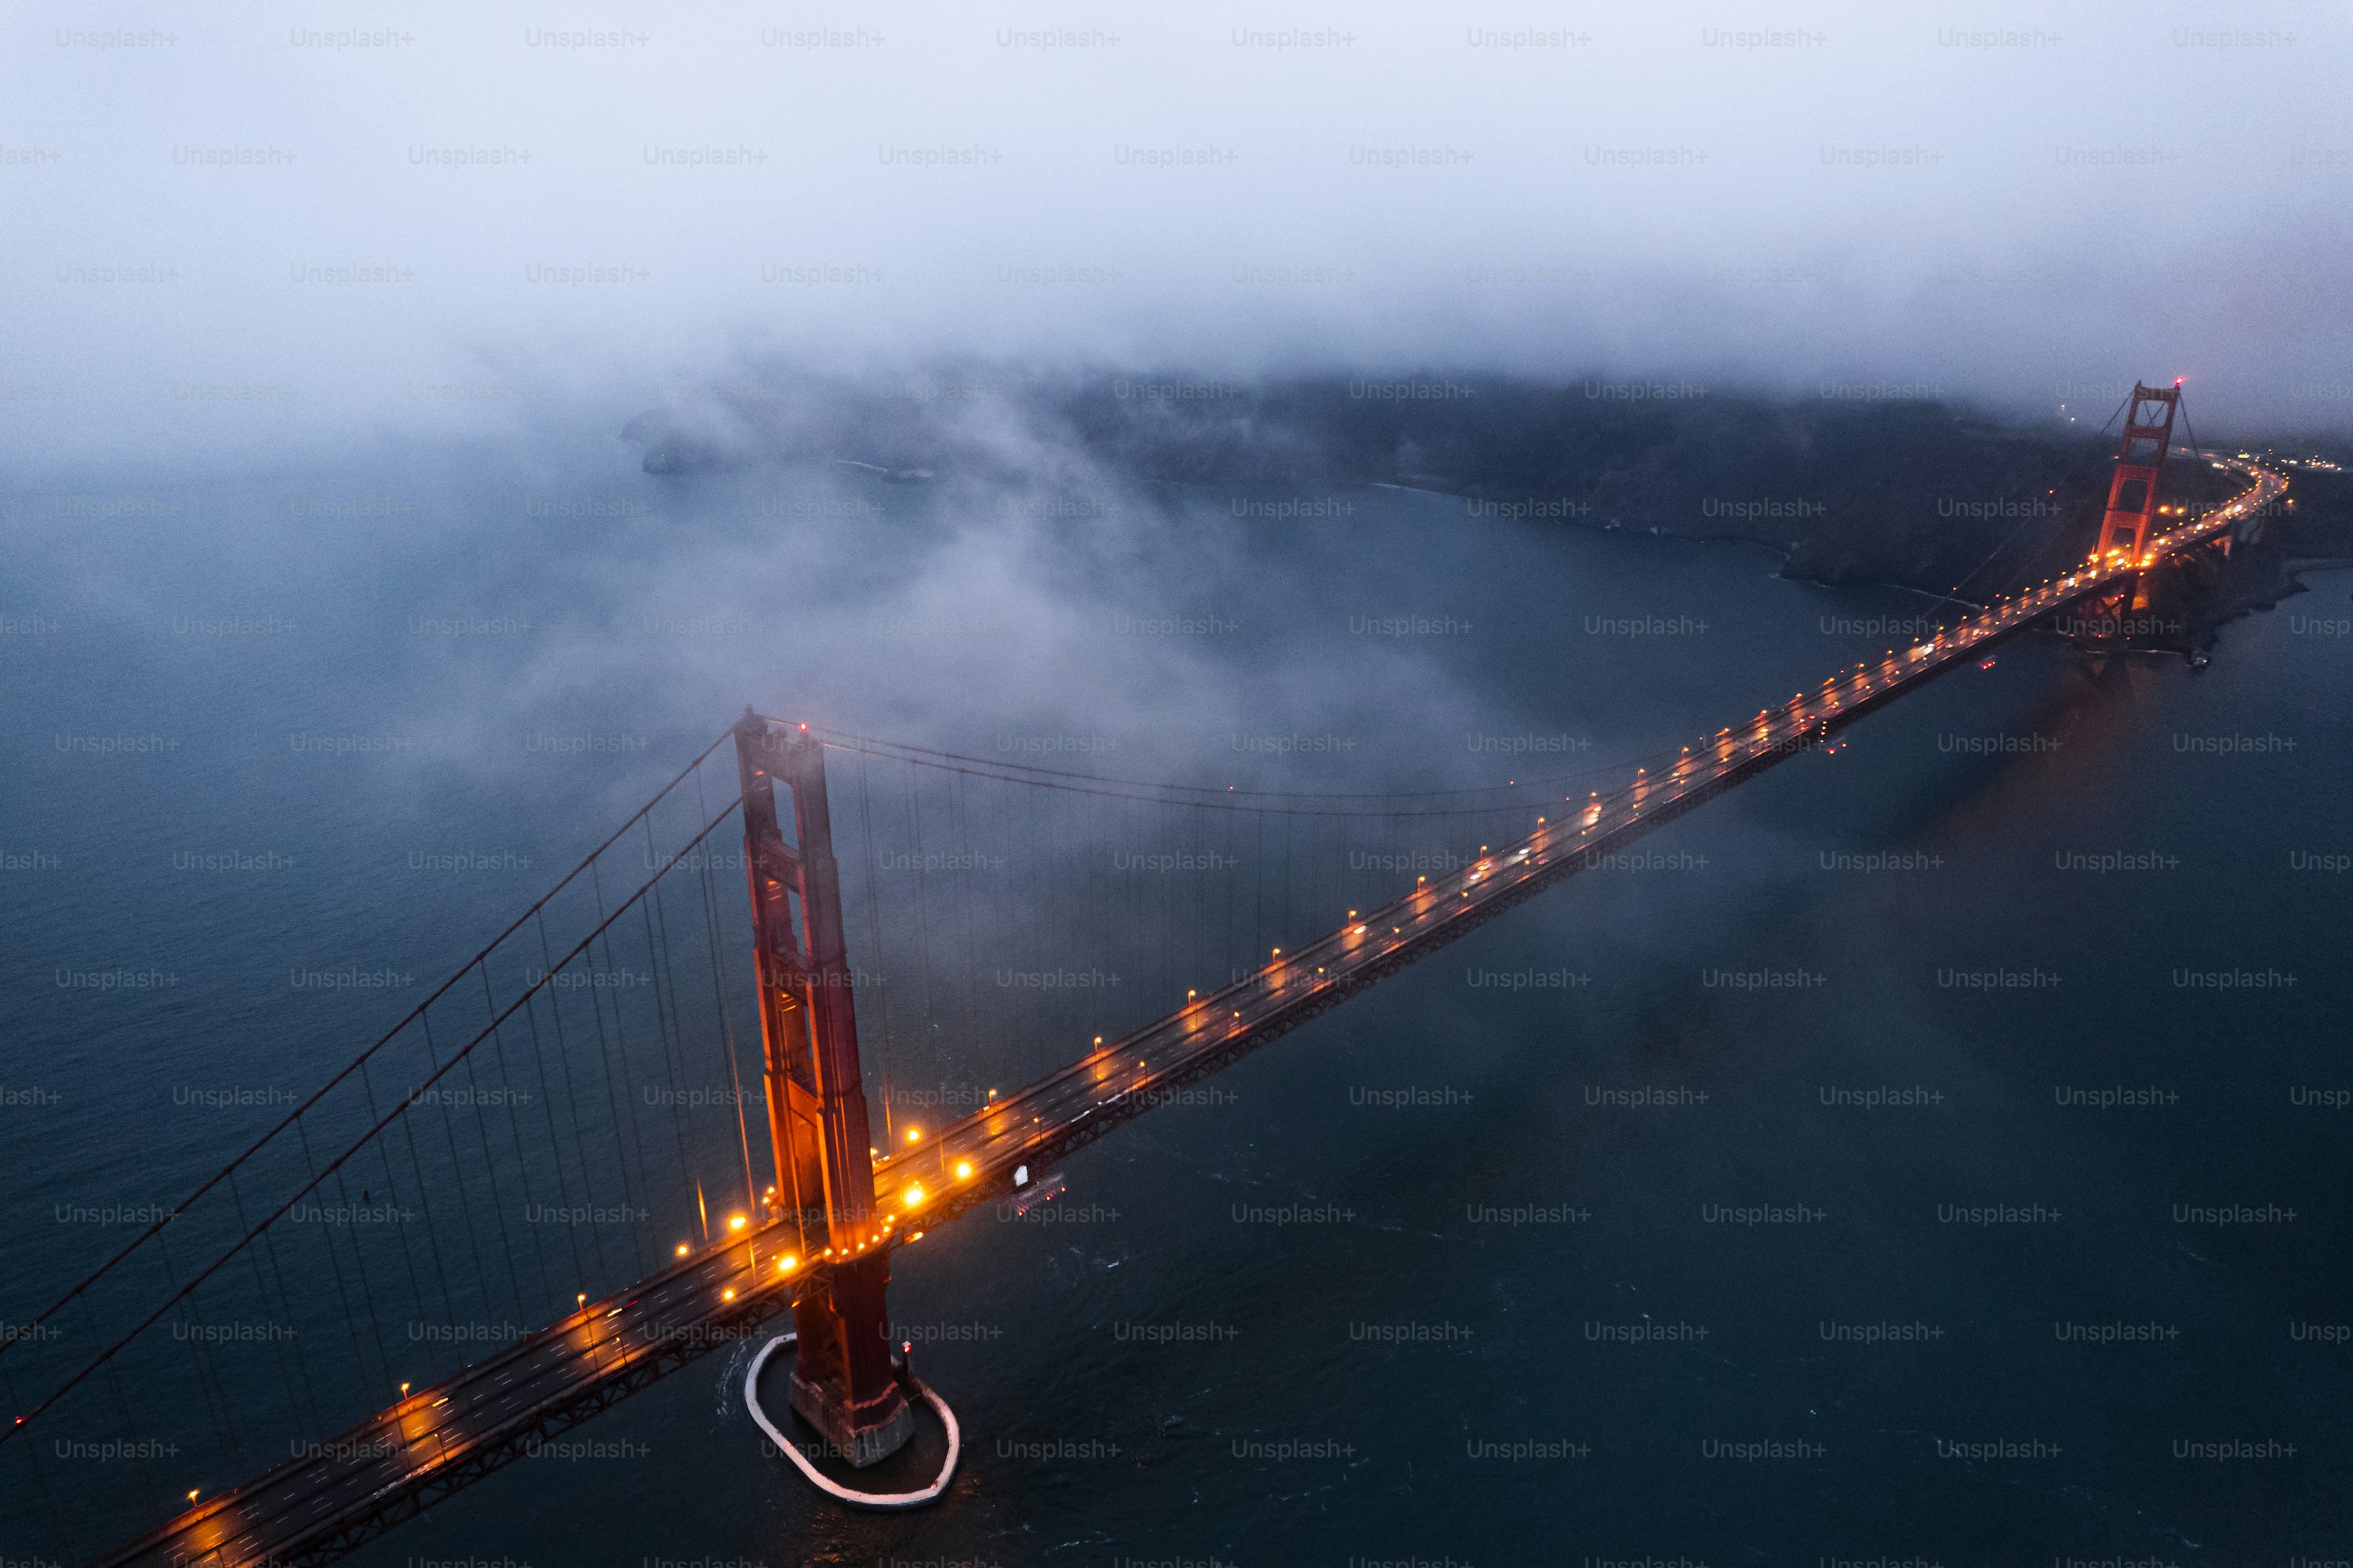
[7,0,2349,467]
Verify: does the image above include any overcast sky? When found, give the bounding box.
[6,0,2348,467]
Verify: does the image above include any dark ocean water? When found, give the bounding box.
[4,431,2348,1565]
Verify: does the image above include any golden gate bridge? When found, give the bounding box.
[0,389,2285,1566]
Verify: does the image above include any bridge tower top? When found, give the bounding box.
[2092,380,2182,566]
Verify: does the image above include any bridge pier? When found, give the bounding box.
[734,711,915,1468]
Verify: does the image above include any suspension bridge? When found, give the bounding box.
[1,394,2284,1566]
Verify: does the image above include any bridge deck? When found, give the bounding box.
[871,457,2285,1221]
[97,1237,816,1568]
[97,459,2281,1568]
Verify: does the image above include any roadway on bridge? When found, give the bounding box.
[871,458,2286,1217]
[99,1235,809,1568]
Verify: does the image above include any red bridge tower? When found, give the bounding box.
[733,711,914,1468]
[2092,380,2182,569]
